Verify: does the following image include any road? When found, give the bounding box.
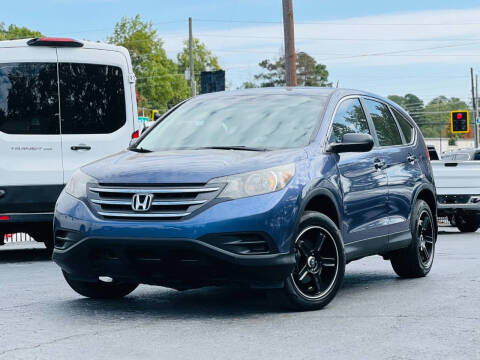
[0,228,479,360]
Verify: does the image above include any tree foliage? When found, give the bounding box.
[388,93,470,141]
[0,23,42,40]
[108,15,189,112]
[253,51,332,87]
[177,38,220,93]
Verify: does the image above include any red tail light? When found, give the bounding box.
[426,145,430,160]
[0,215,10,221]
[27,37,83,47]
[131,130,140,139]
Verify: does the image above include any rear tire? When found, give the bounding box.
[390,200,435,278]
[455,213,480,233]
[63,271,138,299]
[276,211,345,311]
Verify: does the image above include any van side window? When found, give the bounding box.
[329,98,370,143]
[365,99,402,146]
[0,63,59,135]
[392,108,414,144]
[59,63,126,134]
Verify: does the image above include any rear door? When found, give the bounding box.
[364,99,421,247]
[57,48,133,183]
[0,47,63,189]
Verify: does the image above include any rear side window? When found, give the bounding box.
[365,99,402,147]
[392,108,414,144]
[59,63,126,134]
[0,63,59,135]
[329,98,370,143]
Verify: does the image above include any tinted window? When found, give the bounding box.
[59,63,126,134]
[329,98,370,143]
[365,99,403,146]
[474,152,480,160]
[139,94,328,150]
[0,63,59,134]
[392,108,414,144]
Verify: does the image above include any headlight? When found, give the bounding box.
[209,163,295,200]
[65,169,97,199]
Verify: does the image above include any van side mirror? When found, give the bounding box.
[327,133,374,153]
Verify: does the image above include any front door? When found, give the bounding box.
[329,97,389,251]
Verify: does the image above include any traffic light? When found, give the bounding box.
[200,70,225,94]
[450,110,469,133]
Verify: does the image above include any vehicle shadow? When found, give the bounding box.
[57,270,404,320]
[0,247,51,263]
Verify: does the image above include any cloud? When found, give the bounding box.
[161,7,480,77]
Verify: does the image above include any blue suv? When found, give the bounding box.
[53,88,437,310]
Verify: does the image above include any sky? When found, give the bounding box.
[3,0,480,104]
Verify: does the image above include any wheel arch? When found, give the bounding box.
[413,184,437,236]
[294,188,342,246]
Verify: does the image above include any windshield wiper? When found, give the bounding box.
[129,147,153,153]
[196,146,269,152]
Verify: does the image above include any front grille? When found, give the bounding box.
[88,183,223,220]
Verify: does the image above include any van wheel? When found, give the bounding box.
[63,271,138,299]
[390,200,435,278]
[277,211,345,311]
[455,213,480,233]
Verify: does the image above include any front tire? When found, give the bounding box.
[278,211,345,311]
[390,200,435,278]
[455,213,480,233]
[63,271,138,299]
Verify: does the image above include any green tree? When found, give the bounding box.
[0,23,42,40]
[387,93,425,124]
[108,15,189,112]
[254,51,332,87]
[177,38,220,94]
[423,96,470,141]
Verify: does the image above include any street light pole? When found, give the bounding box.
[282,0,297,87]
[471,68,477,148]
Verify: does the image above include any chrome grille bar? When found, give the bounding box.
[90,187,219,194]
[97,211,191,218]
[91,199,207,206]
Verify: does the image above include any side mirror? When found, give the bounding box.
[327,133,374,153]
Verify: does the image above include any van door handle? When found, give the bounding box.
[407,155,416,163]
[374,159,385,169]
[71,145,91,151]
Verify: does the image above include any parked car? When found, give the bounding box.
[53,88,437,310]
[432,154,480,232]
[0,37,139,249]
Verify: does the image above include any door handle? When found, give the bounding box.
[71,145,91,151]
[374,159,385,170]
[407,155,416,163]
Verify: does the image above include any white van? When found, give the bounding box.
[0,37,139,249]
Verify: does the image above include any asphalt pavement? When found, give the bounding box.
[0,227,479,360]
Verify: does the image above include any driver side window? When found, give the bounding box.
[329,98,371,143]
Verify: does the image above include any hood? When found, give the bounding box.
[82,148,306,184]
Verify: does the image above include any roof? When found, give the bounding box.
[0,38,130,57]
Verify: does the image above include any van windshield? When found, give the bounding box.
[137,94,327,151]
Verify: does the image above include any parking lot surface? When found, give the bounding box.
[0,228,479,360]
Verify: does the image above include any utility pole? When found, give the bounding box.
[189,17,196,97]
[471,68,477,148]
[282,0,297,86]
[476,74,479,148]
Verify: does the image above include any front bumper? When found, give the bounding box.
[52,188,300,288]
[53,236,294,289]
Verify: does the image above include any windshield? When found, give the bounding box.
[137,93,328,151]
